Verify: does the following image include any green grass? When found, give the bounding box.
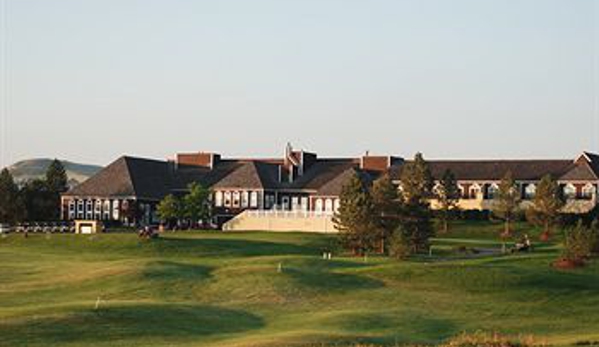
[0,222,598,347]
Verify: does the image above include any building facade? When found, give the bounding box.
[61,146,599,226]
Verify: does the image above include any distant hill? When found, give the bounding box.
[7,159,102,187]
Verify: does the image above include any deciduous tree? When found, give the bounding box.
[182,183,212,227]
[492,171,521,237]
[157,194,183,228]
[526,175,564,240]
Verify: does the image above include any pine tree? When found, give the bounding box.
[157,194,182,228]
[526,175,564,240]
[436,169,460,234]
[44,159,69,220]
[182,183,212,227]
[492,171,521,237]
[46,159,68,193]
[333,171,377,256]
[371,174,401,254]
[397,153,434,254]
[21,179,54,221]
[401,153,433,205]
[0,169,23,223]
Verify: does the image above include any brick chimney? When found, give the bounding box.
[360,154,403,172]
[176,152,221,169]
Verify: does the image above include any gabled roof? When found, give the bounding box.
[290,159,360,193]
[211,161,279,190]
[581,152,599,179]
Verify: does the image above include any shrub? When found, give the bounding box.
[442,331,542,347]
[388,228,411,260]
[559,222,596,266]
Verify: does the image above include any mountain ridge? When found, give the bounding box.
[6,159,102,186]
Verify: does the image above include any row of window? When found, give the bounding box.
[214,191,259,209]
[67,199,122,220]
[450,183,597,200]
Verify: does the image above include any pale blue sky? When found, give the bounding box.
[1,0,598,167]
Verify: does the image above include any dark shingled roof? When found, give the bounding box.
[390,160,577,181]
[65,152,599,202]
[64,156,171,200]
[583,152,599,179]
[211,161,279,190]
[289,159,358,193]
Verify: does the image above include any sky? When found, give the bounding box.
[0,0,598,167]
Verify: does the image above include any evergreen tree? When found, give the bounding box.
[397,153,434,254]
[492,171,521,237]
[333,172,377,256]
[526,175,564,240]
[371,174,401,254]
[401,153,434,205]
[157,194,183,228]
[45,159,69,220]
[45,159,68,193]
[0,169,23,223]
[182,183,212,227]
[21,179,54,221]
[436,169,460,234]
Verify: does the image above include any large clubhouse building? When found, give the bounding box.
[61,145,599,227]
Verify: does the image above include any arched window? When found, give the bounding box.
[470,184,481,199]
[487,184,499,199]
[86,200,93,219]
[103,200,111,220]
[224,192,231,207]
[241,191,249,207]
[232,191,241,207]
[563,184,577,199]
[334,199,341,212]
[458,184,465,199]
[94,200,102,219]
[524,184,536,199]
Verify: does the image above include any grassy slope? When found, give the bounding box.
[0,222,598,347]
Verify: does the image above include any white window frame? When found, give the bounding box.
[241,191,249,207]
[250,192,259,208]
[233,191,241,207]
[524,184,536,199]
[563,184,577,200]
[224,191,231,207]
[215,191,223,207]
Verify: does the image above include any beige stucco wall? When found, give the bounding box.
[223,212,338,233]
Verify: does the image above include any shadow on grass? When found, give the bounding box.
[284,262,385,292]
[0,303,264,346]
[141,236,323,258]
[320,312,458,345]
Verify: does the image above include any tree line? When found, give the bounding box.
[333,153,574,258]
[0,160,69,223]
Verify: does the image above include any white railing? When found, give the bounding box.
[246,210,334,219]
